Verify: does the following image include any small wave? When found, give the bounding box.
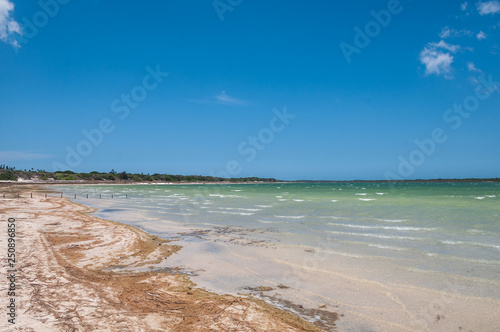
[374,218,407,223]
[441,240,500,250]
[276,196,283,198]
[274,215,305,219]
[486,195,496,198]
[207,210,254,216]
[255,205,272,208]
[278,199,287,201]
[328,223,437,231]
[331,200,338,202]
[327,230,420,241]
[293,199,304,202]
[368,244,405,251]
[355,193,367,196]
[258,220,283,224]
[218,207,262,212]
[358,198,376,201]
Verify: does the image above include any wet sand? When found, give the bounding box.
[0,184,327,331]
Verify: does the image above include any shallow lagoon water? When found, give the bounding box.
[57,182,500,331]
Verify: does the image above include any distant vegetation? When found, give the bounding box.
[0,165,277,183]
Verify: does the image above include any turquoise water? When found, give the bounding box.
[55,182,500,330]
[57,182,500,277]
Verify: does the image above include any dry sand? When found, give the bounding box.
[0,184,327,331]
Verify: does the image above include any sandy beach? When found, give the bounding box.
[0,184,327,331]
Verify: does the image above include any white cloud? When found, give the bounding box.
[420,40,460,78]
[438,26,473,39]
[467,62,483,73]
[214,90,246,106]
[477,1,500,15]
[0,0,21,48]
[188,91,247,106]
[0,151,54,162]
[461,2,468,10]
[477,30,487,39]
[432,40,461,52]
[439,27,451,38]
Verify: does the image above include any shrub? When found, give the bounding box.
[0,171,17,181]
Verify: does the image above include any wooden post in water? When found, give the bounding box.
[74,194,76,199]
[112,194,114,199]
[60,193,63,198]
[31,193,33,198]
[87,194,89,199]
[100,194,101,199]
[45,193,47,198]
[126,194,127,198]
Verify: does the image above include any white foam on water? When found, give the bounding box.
[441,240,500,250]
[255,205,272,208]
[218,207,262,212]
[278,199,287,201]
[358,198,376,201]
[355,193,367,196]
[257,220,284,224]
[368,243,405,251]
[376,193,385,195]
[327,230,421,241]
[467,229,484,234]
[293,199,304,202]
[331,200,339,202]
[475,197,485,200]
[374,218,407,223]
[328,223,438,231]
[207,210,254,216]
[486,195,496,198]
[274,215,305,219]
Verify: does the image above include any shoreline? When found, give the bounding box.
[0,183,329,331]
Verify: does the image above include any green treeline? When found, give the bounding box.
[0,165,277,183]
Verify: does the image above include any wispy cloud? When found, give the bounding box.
[461,2,469,11]
[0,151,54,162]
[0,0,21,48]
[477,0,500,15]
[214,90,246,106]
[467,62,483,73]
[439,26,473,39]
[476,30,487,39]
[420,40,460,78]
[189,90,247,106]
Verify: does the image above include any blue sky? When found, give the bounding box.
[0,0,499,180]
